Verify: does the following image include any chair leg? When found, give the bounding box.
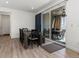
[37,40,40,47]
[28,39,41,48]
[31,41,34,48]
[28,40,30,46]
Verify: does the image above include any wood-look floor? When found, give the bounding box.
[0,36,79,58]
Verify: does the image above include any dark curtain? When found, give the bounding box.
[35,13,41,32]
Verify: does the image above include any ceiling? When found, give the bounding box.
[0,0,57,12]
[51,6,65,15]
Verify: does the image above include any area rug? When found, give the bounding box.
[41,43,65,53]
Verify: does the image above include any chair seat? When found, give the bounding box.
[28,37,38,40]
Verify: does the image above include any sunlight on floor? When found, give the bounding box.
[59,38,65,43]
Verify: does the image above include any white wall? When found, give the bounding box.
[0,7,35,38]
[66,0,79,52]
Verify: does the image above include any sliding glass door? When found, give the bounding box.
[41,5,67,44]
[51,6,66,44]
[43,13,50,38]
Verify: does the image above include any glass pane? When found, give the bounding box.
[51,6,66,44]
[43,13,50,38]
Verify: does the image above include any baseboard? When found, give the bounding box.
[11,38,19,40]
[0,34,10,36]
[66,46,79,54]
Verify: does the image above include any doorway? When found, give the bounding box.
[42,6,66,45]
[51,6,66,44]
[0,14,10,36]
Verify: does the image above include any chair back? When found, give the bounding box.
[31,30,40,38]
[23,28,28,33]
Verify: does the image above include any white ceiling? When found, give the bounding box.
[0,0,57,12]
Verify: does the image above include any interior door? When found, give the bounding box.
[0,15,10,35]
[1,15,10,35]
[0,15,2,35]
